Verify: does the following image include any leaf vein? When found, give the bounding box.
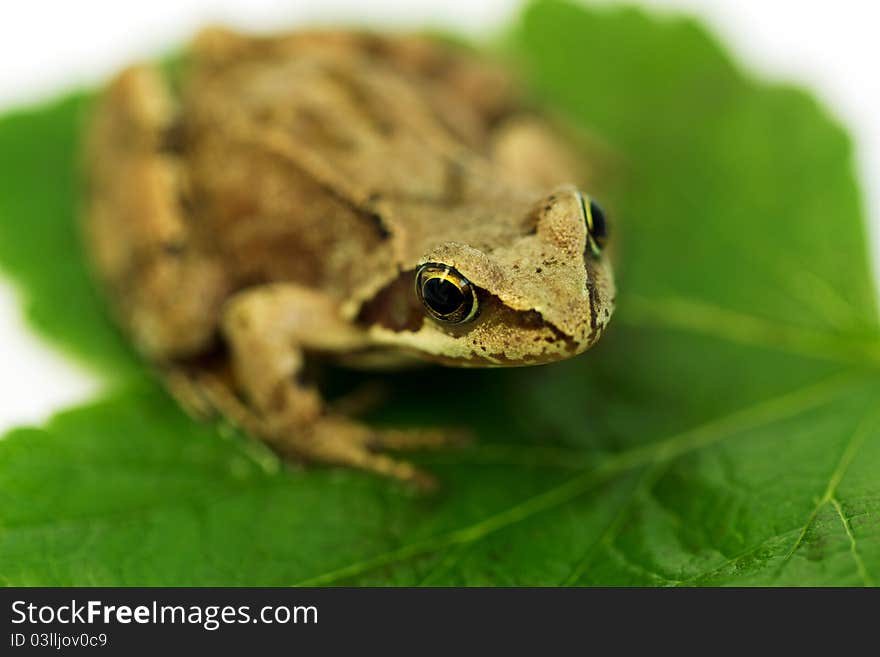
[783,409,877,563]
[831,496,875,587]
[624,295,880,366]
[292,373,856,586]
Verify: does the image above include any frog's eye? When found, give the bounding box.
[415,263,479,324]
[578,192,609,257]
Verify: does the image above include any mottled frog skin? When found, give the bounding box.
[84,28,615,487]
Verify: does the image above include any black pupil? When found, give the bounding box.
[589,200,608,241]
[423,277,465,316]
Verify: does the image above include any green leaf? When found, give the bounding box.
[0,94,140,379]
[1,0,879,586]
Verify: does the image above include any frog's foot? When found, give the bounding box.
[275,417,438,491]
[190,374,438,489]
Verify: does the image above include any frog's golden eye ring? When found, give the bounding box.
[578,192,609,258]
[415,263,479,324]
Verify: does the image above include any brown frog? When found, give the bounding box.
[84,27,615,488]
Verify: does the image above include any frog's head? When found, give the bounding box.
[366,186,615,367]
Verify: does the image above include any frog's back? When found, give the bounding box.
[179,28,532,297]
[83,27,544,359]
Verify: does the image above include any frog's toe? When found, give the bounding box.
[298,417,438,491]
[364,427,472,452]
[327,381,389,418]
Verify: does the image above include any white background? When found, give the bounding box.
[1,0,878,432]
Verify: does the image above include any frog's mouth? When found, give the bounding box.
[375,294,584,368]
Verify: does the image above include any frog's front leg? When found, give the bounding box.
[218,284,445,488]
